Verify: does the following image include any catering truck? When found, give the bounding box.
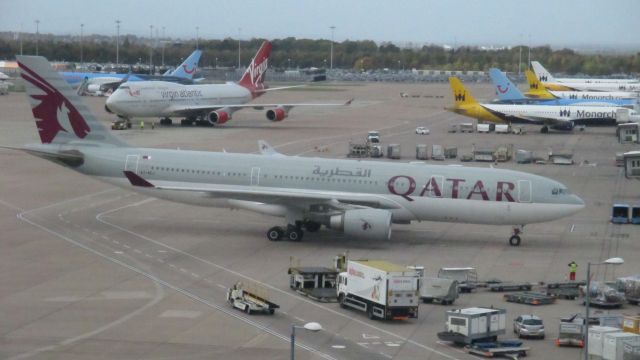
[337,260,420,320]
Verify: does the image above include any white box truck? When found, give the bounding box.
[437,307,507,345]
[337,260,419,320]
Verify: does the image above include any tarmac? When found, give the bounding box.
[0,82,639,360]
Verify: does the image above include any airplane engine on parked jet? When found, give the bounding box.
[330,209,392,241]
[87,84,102,93]
[208,109,231,125]
[266,106,288,121]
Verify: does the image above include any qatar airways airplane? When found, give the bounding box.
[9,56,585,246]
[105,41,351,126]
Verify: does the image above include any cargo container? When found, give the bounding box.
[337,260,419,320]
[612,204,630,224]
[387,144,401,159]
[477,123,492,133]
[617,275,640,305]
[622,341,640,360]
[589,326,621,359]
[460,123,475,133]
[416,144,428,160]
[431,145,445,160]
[444,146,458,159]
[603,332,640,360]
[437,307,507,345]
[516,149,534,164]
[623,315,640,335]
[495,124,511,134]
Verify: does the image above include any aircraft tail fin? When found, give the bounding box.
[17,55,128,147]
[524,69,556,99]
[531,61,557,83]
[238,41,272,96]
[169,49,203,79]
[448,77,478,106]
[488,68,525,101]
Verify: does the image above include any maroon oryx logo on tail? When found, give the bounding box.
[19,62,91,143]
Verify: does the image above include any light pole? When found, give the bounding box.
[584,257,624,360]
[196,26,199,49]
[161,27,165,66]
[19,22,23,55]
[35,20,40,56]
[527,34,531,70]
[290,322,322,360]
[80,23,84,65]
[329,25,335,69]
[115,20,121,67]
[237,27,241,69]
[215,57,218,68]
[149,25,153,74]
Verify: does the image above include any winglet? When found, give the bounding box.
[123,171,154,187]
[258,140,284,156]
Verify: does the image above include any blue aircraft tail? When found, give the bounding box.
[168,49,203,79]
[489,68,525,101]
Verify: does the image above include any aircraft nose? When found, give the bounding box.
[571,194,585,207]
[105,94,118,114]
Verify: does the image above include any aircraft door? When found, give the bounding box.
[250,167,260,185]
[125,155,139,173]
[518,180,532,203]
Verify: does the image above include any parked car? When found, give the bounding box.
[415,126,430,135]
[513,314,545,339]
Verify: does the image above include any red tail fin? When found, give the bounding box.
[238,41,271,96]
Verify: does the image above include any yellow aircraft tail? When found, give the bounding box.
[524,70,556,99]
[448,77,479,106]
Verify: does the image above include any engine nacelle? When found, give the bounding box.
[208,110,231,125]
[87,84,102,93]
[266,107,288,121]
[330,209,392,241]
[551,121,574,131]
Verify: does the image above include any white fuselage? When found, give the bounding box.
[546,81,640,92]
[105,81,253,117]
[482,103,633,124]
[552,77,638,84]
[34,143,584,227]
[549,90,640,101]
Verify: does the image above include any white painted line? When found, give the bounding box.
[169,264,177,268]
[101,235,109,240]
[157,250,167,253]
[385,342,400,347]
[216,284,226,290]
[331,345,346,349]
[123,244,130,249]
[571,224,575,232]
[179,268,188,273]
[380,352,392,359]
[294,316,305,322]
[191,273,200,278]
[114,251,123,254]
[144,254,152,258]
[357,342,369,347]
[133,249,142,254]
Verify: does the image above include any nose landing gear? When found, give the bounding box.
[509,226,523,246]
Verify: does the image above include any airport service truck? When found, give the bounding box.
[337,260,419,320]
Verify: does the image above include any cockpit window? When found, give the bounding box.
[552,187,571,195]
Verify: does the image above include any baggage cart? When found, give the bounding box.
[465,341,529,359]
[503,292,556,305]
[227,282,279,315]
[546,281,585,300]
[488,282,533,292]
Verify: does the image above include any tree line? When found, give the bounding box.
[0,35,638,75]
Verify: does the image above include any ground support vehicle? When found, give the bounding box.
[337,260,419,320]
[465,341,529,359]
[437,307,506,345]
[545,281,584,300]
[489,282,533,292]
[226,282,279,315]
[288,266,339,302]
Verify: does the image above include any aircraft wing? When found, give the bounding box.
[167,99,353,117]
[123,171,401,210]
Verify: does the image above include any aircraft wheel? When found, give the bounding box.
[509,235,521,246]
[286,226,304,242]
[304,221,321,232]
[540,126,549,134]
[267,226,284,241]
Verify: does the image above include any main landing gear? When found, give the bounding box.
[159,117,172,126]
[540,126,549,134]
[266,221,321,242]
[509,226,524,246]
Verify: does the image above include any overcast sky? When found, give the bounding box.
[1,0,638,49]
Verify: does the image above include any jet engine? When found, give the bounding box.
[330,209,392,241]
[551,121,575,131]
[87,84,102,93]
[266,106,288,121]
[208,109,231,125]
